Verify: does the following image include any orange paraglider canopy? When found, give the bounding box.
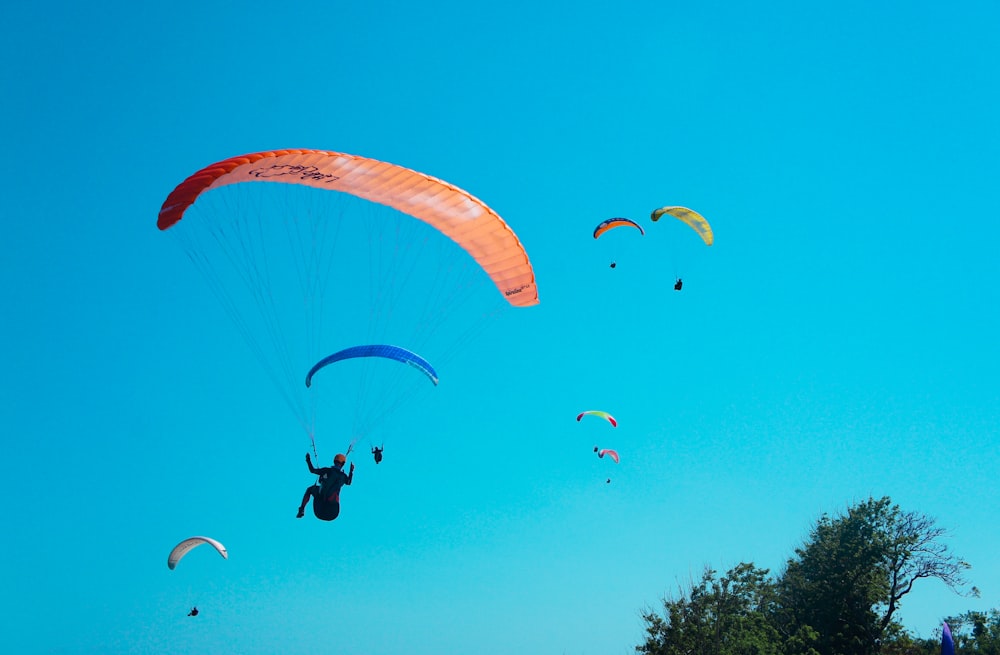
[158,149,538,307]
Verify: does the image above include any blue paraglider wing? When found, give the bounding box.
[305,345,439,388]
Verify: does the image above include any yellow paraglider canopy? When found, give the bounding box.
[650,206,713,246]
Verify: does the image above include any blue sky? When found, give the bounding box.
[2,1,999,653]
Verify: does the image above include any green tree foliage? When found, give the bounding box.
[775,497,973,655]
[878,631,937,655]
[883,613,1000,655]
[945,611,1000,655]
[637,563,784,655]
[638,497,975,655]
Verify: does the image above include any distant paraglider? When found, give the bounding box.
[650,206,712,292]
[188,607,199,617]
[576,411,617,427]
[595,218,643,269]
[594,447,620,463]
[305,346,436,460]
[167,536,228,570]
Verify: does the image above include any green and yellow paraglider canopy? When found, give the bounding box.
[650,206,713,246]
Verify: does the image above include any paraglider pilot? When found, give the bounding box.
[188,607,199,617]
[372,446,383,464]
[674,278,683,291]
[297,453,354,521]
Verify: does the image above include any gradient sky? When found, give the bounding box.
[3,2,999,654]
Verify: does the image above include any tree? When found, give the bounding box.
[941,611,1000,655]
[638,563,784,655]
[774,497,974,655]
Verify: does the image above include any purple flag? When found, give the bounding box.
[941,622,955,655]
